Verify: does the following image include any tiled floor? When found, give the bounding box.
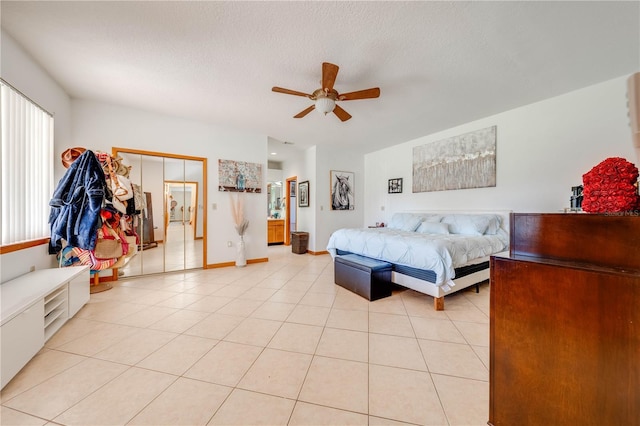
[1,246,490,426]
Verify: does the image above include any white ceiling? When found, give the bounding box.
[2,1,639,162]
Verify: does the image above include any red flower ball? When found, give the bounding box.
[582,157,639,213]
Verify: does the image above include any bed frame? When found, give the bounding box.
[339,210,511,310]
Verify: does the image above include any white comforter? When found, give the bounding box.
[327,227,508,287]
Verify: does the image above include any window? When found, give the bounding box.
[1,79,54,250]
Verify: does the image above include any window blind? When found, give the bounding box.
[1,80,54,246]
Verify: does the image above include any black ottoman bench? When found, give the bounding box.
[334,254,392,301]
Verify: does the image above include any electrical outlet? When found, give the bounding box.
[381,205,385,211]
[227,241,232,247]
[29,265,36,272]
[212,203,217,210]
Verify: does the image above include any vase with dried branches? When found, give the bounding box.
[231,193,249,267]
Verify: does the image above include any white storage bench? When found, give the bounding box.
[0,266,89,389]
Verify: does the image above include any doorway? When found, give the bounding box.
[113,148,207,277]
[285,176,297,245]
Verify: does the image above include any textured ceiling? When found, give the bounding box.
[2,1,639,162]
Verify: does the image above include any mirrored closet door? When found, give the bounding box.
[113,148,207,277]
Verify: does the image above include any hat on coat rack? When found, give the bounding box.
[61,147,87,168]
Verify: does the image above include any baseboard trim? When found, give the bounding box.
[307,250,329,256]
[206,257,269,269]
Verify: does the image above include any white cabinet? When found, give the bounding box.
[0,266,89,389]
[0,299,44,389]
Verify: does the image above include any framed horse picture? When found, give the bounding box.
[330,170,354,210]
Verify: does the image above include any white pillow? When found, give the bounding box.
[416,221,450,235]
[387,213,423,232]
[442,214,492,236]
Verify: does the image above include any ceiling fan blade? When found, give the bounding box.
[272,87,311,98]
[322,62,339,92]
[333,104,352,122]
[294,105,315,118]
[339,87,380,101]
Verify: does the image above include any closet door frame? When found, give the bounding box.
[112,147,208,273]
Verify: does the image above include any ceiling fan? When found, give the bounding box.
[272,62,380,122]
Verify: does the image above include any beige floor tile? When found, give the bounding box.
[53,367,176,425]
[0,406,48,425]
[326,308,369,332]
[129,289,178,305]
[289,401,368,425]
[0,349,86,402]
[419,339,488,381]
[250,301,296,321]
[43,317,101,349]
[368,297,407,315]
[184,312,244,340]
[401,295,449,319]
[299,291,336,308]
[154,292,204,308]
[93,328,178,365]
[208,388,295,425]
[286,305,331,327]
[224,317,282,347]
[332,289,370,311]
[183,295,234,313]
[316,328,368,362]
[3,358,128,420]
[368,416,418,425]
[298,356,368,414]
[369,334,427,371]
[432,373,489,426]
[308,280,339,294]
[410,316,467,344]
[128,377,231,425]
[445,303,489,323]
[455,320,489,346]
[238,348,312,399]
[184,341,262,386]
[280,280,314,293]
[136,334,217,375]
[267,322,323,354]
[292,272,320,282]
[74,300,147,322]
[238,286,278,301]
[211,284,249,298]
[53,322,138,356]
[369,364,447,425]
[114,305,179,327]
[472,345,490,369]
[369,312,414,337]
[148,309,210,333]
[185,283,227,295]
[215,298,263,317]
[268,289,306,304]
[255,278,287,289]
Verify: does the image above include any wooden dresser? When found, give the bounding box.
[489,213,640,426]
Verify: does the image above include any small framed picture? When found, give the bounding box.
[298,181,309,207]
[388,178,403,194]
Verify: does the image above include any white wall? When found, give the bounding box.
[364,75,637,225]
[0,31,72,282]
[71,99,268,266]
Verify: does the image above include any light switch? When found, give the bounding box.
[212,203,217,210]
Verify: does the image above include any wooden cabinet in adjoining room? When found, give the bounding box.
[489,213,640,426]
[267,219,284,245]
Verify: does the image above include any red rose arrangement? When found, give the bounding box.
[582,157,639,213]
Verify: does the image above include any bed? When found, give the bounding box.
[326,210,510,309]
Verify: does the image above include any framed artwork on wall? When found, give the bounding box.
[218,159,262,193]
[330,170,354,210]
[298,181,309,207]
[388,178,403,194]
[412,125,496,193]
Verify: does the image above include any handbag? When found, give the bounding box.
[106,156,134,201]
[94,225,124,259]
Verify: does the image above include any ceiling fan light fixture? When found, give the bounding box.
[315,97,335,115]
